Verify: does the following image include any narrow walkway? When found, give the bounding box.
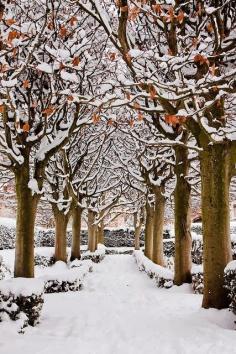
[1,255,236,354]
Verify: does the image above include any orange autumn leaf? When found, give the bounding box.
[8,30,19,43]
[0,64,8,73]
[177,9,185,24]
[168,48,174,56]
[152,4,162,15]
[6,18,16,26]
[23,80,30,88]
[165,114,186,126]
[209,64,216,76]
[67,95,74,102]
[69,16,77,26]
[129,118,135,127]
[120,5,128,12]
[22,122,30,133]
[212,86,219,92]
[92,114,100,124]
[115,0,122,7]
[12,47,18,57]
[72,56,80,66]
[149,84,157,100]
[128,6,140,21]
[167,6,175,21]
[107,118,113,126]
[0,105,4,113]
[47,21,54,30]
[192,37,198,48]
[207,22,214,33]
[59,26,67,38]
[59,62,65,70]
[194,54,209,66]
[42,106,55,116]
[125,52,132,63]
[126,92,131,100]
[138,112,144,121]
[133,102,141,110]
[109,52,117,61]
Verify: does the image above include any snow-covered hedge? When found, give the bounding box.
[191,264,204,294]
[163,239,175,258]
[40,260,93,293]
[81,244,106,263]
[0,225,16,250]
[69,259,93,272]
[224,261,236,314]
[191,223,202,235]
[0,278,44,330]
[133,250,174,289]
[191,234,203,265]
[0,255,11,280]
[105,247,133,255]
[34,247,56,267]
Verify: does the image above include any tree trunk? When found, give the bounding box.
[53,208,69,263]
[174,146,192,285]
[88,210,97,252]
[14,169,39,278]
[134,212,142,250]
[70,206,82,261]
[201,144,232,309]
[97,220,105,244]
[152,187,165,266]
[144,201,154,259]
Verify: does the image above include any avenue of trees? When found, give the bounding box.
[0,0,235,310]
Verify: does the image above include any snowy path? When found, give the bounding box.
[1,255,236,354]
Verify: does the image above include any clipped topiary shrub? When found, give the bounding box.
[40,260,93,293]
[0,255,11,280]
[133,250,174,289]
[191,265,204,294]
[224,260,236,314]
[163,239,175,258]
[81,244,106,263]
[191,233,203,265]
[0,278,44,330]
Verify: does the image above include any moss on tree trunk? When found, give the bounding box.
[201,144,232,309]
[152,187,165,266]
[174,146,192,285]
[70,206,82,261]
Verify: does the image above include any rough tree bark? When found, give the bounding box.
[152,187,165,266]
[88,209,97,252]
[201,144,232,309]
[14,168,39,278]
[174,145,192,285]
[134,212,143,250]
[52,207,70,263]
[144,201,154,260]
[97,220,105,245]
[70,205,82,261]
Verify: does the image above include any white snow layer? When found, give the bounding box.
[0,278,44,297]
[0,255,236,353]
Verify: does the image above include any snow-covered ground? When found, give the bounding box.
[0,254,236,354]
